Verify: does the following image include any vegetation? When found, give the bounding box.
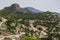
[0,9,60,40]
[21,36,40,40]
[3,38,12,40]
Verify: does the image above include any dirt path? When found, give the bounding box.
[0,32,25,40]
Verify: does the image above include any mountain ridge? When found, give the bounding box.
[3,3,42,13]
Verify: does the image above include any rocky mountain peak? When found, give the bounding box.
[11,3,20,9]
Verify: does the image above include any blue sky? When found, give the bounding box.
[0,0,60,12]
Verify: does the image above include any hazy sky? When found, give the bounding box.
[0,0,60,12]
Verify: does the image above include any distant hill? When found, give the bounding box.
[3,3,42,13]
[24,7,42,13]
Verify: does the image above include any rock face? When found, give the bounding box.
[4,3,20,12]
[11,4,20,9]
[10,3,20,11]
[3,3,41,13]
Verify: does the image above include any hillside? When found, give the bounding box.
[0,4,60,40]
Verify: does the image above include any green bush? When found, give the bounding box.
[21,36,40,40]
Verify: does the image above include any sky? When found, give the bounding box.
[0,0,60,12]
